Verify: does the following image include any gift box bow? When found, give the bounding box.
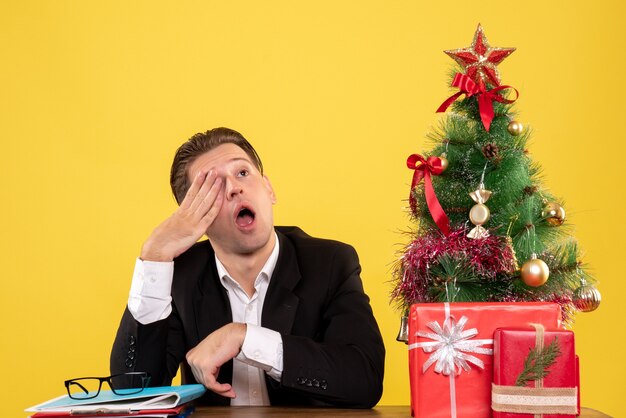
[409,311,494,376]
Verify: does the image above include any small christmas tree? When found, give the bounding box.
[391,24,600,330]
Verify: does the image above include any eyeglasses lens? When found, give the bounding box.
[109,373,148,395]
[66,378,101,399]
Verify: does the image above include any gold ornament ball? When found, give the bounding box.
[542,202,566,226]
[469,203,490,226]
[520,257,550,287]
[573,284,601,312]
[507,120,524,136]
[439,155,449,172]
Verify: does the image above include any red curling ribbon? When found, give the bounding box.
[407,154,450,236]
[436,73,519,132]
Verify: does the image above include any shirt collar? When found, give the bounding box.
[215,231,280,289]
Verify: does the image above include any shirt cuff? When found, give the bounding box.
[236,324,284,381]
[127,258,174,324]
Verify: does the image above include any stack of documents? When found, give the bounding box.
[26,384,206,418]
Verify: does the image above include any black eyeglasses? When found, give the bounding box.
[64,372,151,400]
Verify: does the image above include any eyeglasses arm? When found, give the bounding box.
[66,380,90,396]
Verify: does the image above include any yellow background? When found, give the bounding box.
[2,1,624,416]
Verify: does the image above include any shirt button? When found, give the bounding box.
[247,305,254,311]
[254,350,261,359]
[149,276,156,283]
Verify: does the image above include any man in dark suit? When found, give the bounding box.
[110,128,385,407]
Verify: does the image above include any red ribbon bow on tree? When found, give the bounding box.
[436,73,519,132]
[407,154,450,236]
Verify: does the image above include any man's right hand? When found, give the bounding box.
[140,170,224,262]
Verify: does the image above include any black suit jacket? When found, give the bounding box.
[111,226,385,407]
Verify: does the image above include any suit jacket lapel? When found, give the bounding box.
[192,246,234,390]
[193,248,233,341]
[262,230,301,334]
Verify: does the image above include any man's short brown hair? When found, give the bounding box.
[170,127,264,204]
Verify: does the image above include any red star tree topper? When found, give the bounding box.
[445,24,515,87]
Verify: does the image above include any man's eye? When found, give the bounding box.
[238,169,249,177]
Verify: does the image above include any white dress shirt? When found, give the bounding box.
[127,233,283,406]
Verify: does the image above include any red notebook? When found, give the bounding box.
[29,403,191,418]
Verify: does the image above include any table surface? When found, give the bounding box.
[192,406,611,417]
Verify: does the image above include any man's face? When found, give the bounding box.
[187,143,276,256]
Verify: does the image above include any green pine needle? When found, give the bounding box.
[515,336,562,386]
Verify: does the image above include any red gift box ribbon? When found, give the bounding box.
[437,73,519,132]
[407,153,450,236]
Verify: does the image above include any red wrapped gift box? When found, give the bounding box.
[492,326,579,418]
[408,302,562,418]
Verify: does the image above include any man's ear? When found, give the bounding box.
[263,175,277,204]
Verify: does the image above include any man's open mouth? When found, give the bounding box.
[235,206,256,227]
